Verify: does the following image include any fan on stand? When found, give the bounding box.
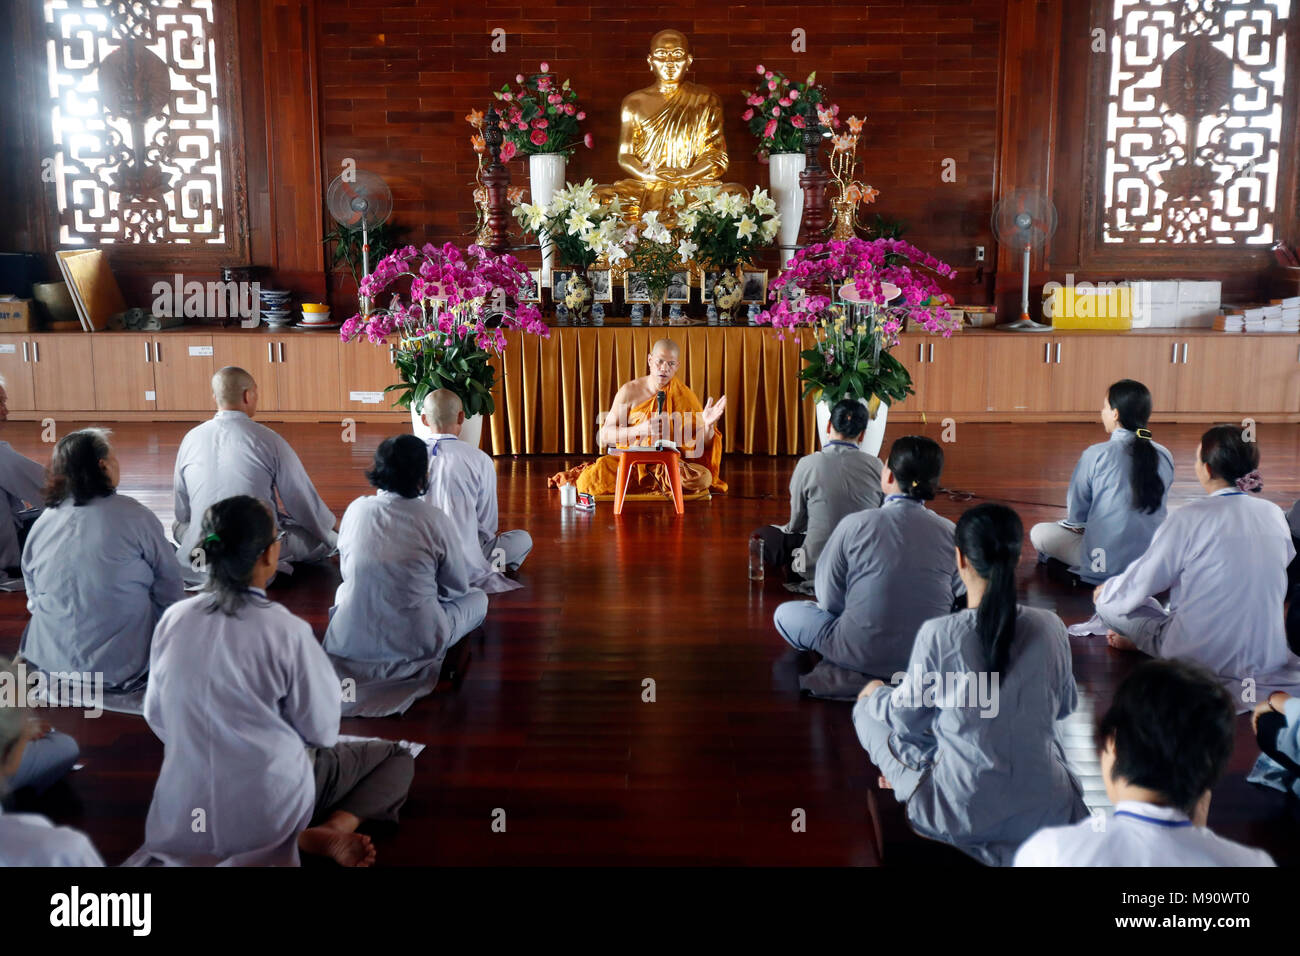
[990,188,1058,331]
[326,170,393,316]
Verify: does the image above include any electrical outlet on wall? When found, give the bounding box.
[974,245,985,262]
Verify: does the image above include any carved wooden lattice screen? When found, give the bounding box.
[42,0,247,260]
[1091,0,1292,248]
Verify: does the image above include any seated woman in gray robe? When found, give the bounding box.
[853,503,1088,866]
[128,495,414,867]
[0,656,103,866]
[20,428,183,693]
[325,435,488,717]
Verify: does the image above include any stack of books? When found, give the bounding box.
[1214,311,1245,333]
[1276,296,1300,332]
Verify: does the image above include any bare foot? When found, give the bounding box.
[1106,630,1138,651]
[299,826,376,867]
[878,775,894,790]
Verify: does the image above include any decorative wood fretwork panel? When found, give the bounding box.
[1099,0,1291,245]
[43,0,247,257]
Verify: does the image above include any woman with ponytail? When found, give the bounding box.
[774,436,964,680]
[129,495,414,868]
[1096,425,1300,706]
[853,503,1087,865]
[1029,380,1174,583]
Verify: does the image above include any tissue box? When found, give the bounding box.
[0,298,33,332]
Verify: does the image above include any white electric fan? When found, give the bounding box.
[326,170,393,315]
[990,188,1058,331]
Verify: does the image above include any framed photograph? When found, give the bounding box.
[664,270,691,303]
[518,270,541,303]
[623,271,651,303]
[551,269,573,305]
[698,271,723,297]
[589,269,613,303]
[740,269,768,304]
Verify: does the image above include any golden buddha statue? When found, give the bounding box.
[595,29,747,226]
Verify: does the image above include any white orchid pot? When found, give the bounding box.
[529,153,567,287]
[768,152,806,257]
[816,396,889,459]
[411,407,484,450]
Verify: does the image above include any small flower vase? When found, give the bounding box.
[648,293,666,326]
[706,304,719,326]
[564,271,593,325]
[712,269,744,326]
[629,303,644,325]
[529,152,567,286]
[768,151,806,255]
[556,304,570,325]
[669,303,686,325]
[831,196,858,240]
[747,303,761,325]
[591,302,605,326]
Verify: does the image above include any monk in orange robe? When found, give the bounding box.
[550,339,727,496]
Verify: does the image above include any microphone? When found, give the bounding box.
[656,390,666,414]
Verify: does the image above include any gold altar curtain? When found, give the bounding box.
[487,327,820,457]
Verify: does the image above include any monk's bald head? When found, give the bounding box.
[647,339,681,385]
[422,388,464,431]
[212,366,257,411]
[648,30,691,82]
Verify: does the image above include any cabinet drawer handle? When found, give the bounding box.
[279,343,285,363]
[145,342,152,363]
[1044,343,1051,363]
[153,341,160,363]
[21,342,27,363]
[928,343,934,363]
[268,343,274,364]
[1055,343,1061,363]
[1171,343,1178,364]
[1181,343,1188,364]
[918,343,924,363]
[32,341,38,363]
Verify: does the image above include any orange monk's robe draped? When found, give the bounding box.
[567,378,726,496]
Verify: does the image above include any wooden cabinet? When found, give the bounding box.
[211,335,280,411]
[339,336,399,413]
[30,335,95,412]
[899,335,989,414]
[271,336,342,412]
[151,335,215,411]
[90,336,156,411]
[985,337,1055,412]
[0,337,35,411]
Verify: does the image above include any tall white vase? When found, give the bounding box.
[816,398,889,459]
[768,152,806,260]
[529,152,567,287]
[411,407,484,450]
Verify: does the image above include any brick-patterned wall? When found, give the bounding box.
[318,0,1002,278]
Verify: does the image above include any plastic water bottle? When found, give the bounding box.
[748,535,764,582]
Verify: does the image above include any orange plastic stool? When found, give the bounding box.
[613,449,684,515]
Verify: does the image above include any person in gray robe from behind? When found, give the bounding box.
[325,435,488,716]
[854,503,1088,866]
[774,436,963,680]
[0,376,46,573]
[128,495,414,868]
[752,398,883,584]
[20,429,183,693]
[420,389,529,590]
[172,366,336,585]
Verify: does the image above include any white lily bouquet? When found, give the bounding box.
[673,185,780,273]
[513,178,634,270]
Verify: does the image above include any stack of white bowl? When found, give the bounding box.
[260,289,294,327]
[299,302,334,327]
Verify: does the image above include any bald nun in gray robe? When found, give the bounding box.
[420,389,528,593]
[173,367,336,584]
[324,489,488,716]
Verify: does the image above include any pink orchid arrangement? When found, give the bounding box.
[341,242,549,416]
[494,63,592,159]
[756,238,959,407]
[741,67,839,158]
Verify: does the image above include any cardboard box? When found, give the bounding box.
[1128,280,1179,327]
[1174,280,1221,328]
[0,298,33,332]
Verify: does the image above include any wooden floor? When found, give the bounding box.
[2,420,1297,866]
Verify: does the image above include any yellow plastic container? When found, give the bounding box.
[301,302,331,313]
[1045,286,1133,330]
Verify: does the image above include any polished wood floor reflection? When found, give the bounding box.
[1,420,1297,865]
